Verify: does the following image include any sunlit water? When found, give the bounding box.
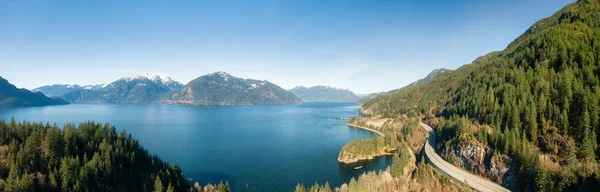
[0,102,390,191]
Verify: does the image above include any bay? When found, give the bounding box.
[0,102,390,191]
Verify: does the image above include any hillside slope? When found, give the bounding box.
[362,1,600,191]
[358,68,452,105]
[0,76,68,107]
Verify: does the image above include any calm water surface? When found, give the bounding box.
[0,102,390,191]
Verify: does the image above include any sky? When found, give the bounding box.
[1,0,573,94]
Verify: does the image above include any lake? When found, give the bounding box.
[0,102,390,191]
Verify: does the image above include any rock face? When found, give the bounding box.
[0,76,69,107]
[59,72,184,104]
[288,85,359,102]
[439,139,515,189]
[159,72,302,106]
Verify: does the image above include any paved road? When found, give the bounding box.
[419,122,510,192]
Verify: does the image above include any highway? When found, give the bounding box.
[419,122,510,192]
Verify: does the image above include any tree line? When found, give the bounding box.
[0,118,230,192]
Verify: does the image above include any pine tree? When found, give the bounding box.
[322,182,332,192]
[308,182,319,192]
[166,183,175,192]
[295,183,307,192]
[153,176,163,192]
[581,111,595,160]
[390,154,404,177]
[349,177,358,192]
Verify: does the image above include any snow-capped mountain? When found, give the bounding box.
[59,73,184,104]
[33,84,105,97]
[159,71,301,106]
[119,72,183,91]
[288,85,359,102]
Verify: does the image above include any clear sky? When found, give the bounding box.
[1,0,573,94]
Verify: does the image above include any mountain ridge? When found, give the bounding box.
[0,76,69,107]
[59,72,184,104]
[158,72,302,106]
[288,85,359,102]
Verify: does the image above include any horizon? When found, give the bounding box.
[1,0,573,94]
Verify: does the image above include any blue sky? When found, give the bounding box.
[1,0,572,94]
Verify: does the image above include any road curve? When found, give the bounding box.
[419,122,510,192]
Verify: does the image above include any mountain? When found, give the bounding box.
[361,1,600,190]
[408,68,451,86]
[358,68,452,103]
[159,72,301,105]
[32,84,105,97]
[0,76,68,107]
[60,72,184,104]
[288,85,359,102]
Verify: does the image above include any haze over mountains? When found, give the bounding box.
[29,72,303,106]
[288,85,359,102]
[32,84,105,97]
[25,69,454,106]
[14,67,455,108]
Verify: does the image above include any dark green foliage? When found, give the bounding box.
[338,136,386,162]
[0,120,188,191]
[390,144,410,178]
[361,1,600,191]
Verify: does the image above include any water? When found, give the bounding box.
[0,102,390,191]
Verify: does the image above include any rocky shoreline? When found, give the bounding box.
[337,122,392,164]
[345,122,385,137]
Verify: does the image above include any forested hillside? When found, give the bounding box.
[362,0,600,191]
[0,120,187,191]
[0,119,231,192]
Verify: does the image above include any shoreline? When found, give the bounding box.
[338,122,392,164]
[345,122,385,137]
[337,151,394,164]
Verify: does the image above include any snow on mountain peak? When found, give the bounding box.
[121,72,178,86]
[207,71,232,81]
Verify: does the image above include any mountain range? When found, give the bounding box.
[57,72,184,104]
[0,76,68,107]
[32,84,105,97]
[32,72,302,106]
[288,85,359,102]
[159,72,301,105]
